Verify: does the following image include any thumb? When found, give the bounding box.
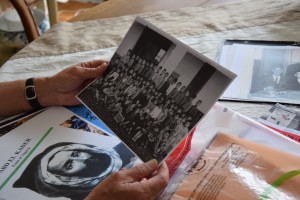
[123,159,158,182]
[77,62,108,79]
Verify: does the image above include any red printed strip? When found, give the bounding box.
[165,128,195,177]
[263,124,300,143]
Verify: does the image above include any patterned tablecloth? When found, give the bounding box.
[1,0,300,118]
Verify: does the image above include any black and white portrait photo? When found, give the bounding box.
[219,40,300,104]
[250,49,300,96]
[13,142,135,200]
[78,17,235,163]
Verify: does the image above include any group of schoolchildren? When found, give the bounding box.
[93,49,204,158]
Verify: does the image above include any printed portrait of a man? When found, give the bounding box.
[13,142,135,199]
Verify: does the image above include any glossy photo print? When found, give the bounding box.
[77,17,236,163]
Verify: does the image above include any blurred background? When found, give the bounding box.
[0,0,103,66]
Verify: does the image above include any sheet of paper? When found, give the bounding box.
[0,106,137,200]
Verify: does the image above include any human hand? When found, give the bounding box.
[35,59,108,107]
[85,159,169,200]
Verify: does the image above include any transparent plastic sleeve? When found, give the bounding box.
[160,103,300,200]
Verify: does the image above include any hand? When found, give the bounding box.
[36,59,108,107]
[85,159,169,200]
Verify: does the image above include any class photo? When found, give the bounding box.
[78,17,234,163]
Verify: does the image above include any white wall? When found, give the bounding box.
[116,22,145,57]
[173,52,204,87]
[196,71,231,112]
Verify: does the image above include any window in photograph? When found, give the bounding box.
[155,49,166,63]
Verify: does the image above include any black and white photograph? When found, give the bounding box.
[13,142,135,200]
[77,17,235,163]
[218,40,300,104]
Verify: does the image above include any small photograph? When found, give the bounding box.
[218,40,300,104]
[0,110,43,137]
[13,142,136,199]
[60,115,109,135]
[266,108,296,126]
[78,17,235,163]
[67,105,113,134]
[260,103,300,131]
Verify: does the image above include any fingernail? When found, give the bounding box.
[100,62,108,68]
[146,159,158,167]
[147,159,157,163]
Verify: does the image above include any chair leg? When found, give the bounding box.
[46,0,58,26]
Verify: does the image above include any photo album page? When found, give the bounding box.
[217,40,300,104]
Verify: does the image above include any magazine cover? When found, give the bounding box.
[77,17,236,163]
[217,40,300,104]
[0,106,137,200]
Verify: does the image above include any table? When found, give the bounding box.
[71,0,300,118]
[70,0,240,22]
[1,0,300,119]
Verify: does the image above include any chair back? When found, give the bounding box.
[9,0,39,43]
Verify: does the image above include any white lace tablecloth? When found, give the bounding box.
[1,0,300,118]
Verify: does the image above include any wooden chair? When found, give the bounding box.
[9,0,58,42]
[9,0,40,43]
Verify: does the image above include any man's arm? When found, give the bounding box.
[0,80,33,117]
[0,60,108,118]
